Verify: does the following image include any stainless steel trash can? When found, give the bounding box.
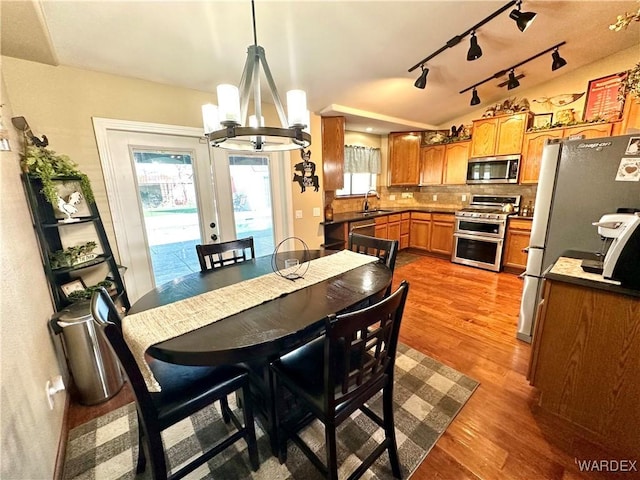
[51,301,124,405]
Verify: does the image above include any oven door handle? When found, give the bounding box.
[453,232,503,243]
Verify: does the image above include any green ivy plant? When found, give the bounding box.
[49,241,98,269]
[618,62,640,103]
[526,117,608,133]
[66,280,114,302]
[20,145,95,206]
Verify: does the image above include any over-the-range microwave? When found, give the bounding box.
[466,155,520,184]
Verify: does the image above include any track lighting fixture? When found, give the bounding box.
[551,48,567,71]
[470,88,481,106]
[509,1,537,32]
[507,70,521,90]
[408,1,519,75]
[459,41,567,106]
[467,32,483,61]
[414,65,429,89]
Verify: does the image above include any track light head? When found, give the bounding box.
[507,70,521,90]
[551,48,567,71]
[414,65,429,89]
[470,88,481,106]
[509,1,537,32]
[467,32,483,61]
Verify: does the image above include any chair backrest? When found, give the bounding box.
[90,287,158,426]
[323,280,409,410]
[348,232,399,272]
[196,236,255,272]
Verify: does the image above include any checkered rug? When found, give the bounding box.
[62,344,478,479]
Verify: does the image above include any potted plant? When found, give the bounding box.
[20,145,95,206]
[66,280,114,302]
[49,241,98,269]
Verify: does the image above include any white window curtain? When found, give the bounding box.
[344,145,381,174]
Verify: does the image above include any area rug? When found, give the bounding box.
[62,344,478,479]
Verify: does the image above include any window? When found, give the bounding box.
[336,173,377,196]
[337,145,380,196]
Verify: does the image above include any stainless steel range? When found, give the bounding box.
[452,195,521,272]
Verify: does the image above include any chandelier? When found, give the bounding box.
[201,0,311,152]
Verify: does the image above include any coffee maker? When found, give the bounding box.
[591,213,640,289]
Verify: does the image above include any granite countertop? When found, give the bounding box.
[321,207,459,225]
[544,251,640,298]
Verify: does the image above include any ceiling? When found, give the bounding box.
[2,1,639,134]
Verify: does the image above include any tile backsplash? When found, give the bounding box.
[329,184,538,214]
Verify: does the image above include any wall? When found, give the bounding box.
[0,76,64,479]
[440,45,640,130]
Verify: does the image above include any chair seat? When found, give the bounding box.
[149,359,249,428]
[273,336,381,418]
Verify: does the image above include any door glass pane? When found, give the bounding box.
[133,150,202,285]
[228,155,275,257]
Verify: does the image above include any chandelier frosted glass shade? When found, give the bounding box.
[201,2,311,152]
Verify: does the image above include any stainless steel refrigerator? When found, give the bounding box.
[517,134,640,342]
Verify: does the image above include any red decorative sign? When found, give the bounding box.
[583,72,627,122]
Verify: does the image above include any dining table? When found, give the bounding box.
[127,248,393,454]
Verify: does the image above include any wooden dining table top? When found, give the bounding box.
[129,249,392,366]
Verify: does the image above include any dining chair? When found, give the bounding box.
[90,287,259,480]
[349,232,399,304]
[348,232,399,273]
[196,236,255,272]
[271,280,410,480]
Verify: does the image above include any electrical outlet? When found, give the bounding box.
[295,210,303,219]
[312,207,320,217]
[432,194,438,201]
[389,194,396,201]
[401,192,413,199]
[46,375,65,410]
[462,194,467,202]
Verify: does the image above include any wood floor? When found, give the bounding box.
[66,255,632,479]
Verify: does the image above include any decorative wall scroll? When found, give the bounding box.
[292,149,319,193]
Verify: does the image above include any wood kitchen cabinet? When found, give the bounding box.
[503,218,532,272]
[321,116,345,191]
[419,141,469,186]
[443,141,470,184]
[520,123,614,183]
[374,216,388,239]
[562,122,613,139]
[387,214,402,244]
[528,277,640,456]
[419,145,445,185]
[400,213,410,250]
[409,212,431,250]
[470,112,531,158]
[429,213,455,255]
[389,132,421,186]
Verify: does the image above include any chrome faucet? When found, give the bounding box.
[362,189,380,212]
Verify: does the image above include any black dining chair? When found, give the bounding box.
[271,280,410,480]
[196,236,255,272]
[348,232,399,273]
[90,287,259,480]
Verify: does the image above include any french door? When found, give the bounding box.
[93,118,293,303]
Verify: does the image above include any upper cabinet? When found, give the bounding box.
[322,116,345,191]
[470,112,532,158]
[419,144,445,185]
[389,132,421,186]
[443,141,470,184]
[418,141,469,186]
[520,122,614,184]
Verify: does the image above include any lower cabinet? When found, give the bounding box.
[429,213,455,255]
[528,278,640,456]
[503,218,532,272]
[400,213,410,249]
[409,212,431,250]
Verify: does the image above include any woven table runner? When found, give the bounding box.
[124,250,379,391]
